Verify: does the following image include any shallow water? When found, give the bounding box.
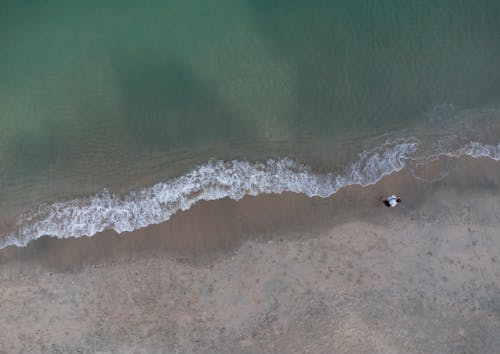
[1,1,500,246]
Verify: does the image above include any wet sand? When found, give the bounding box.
[1,157,500,353]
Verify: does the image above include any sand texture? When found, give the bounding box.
[1,158,500,353]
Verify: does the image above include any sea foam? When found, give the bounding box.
[455,141,500,160]
[1,137,499,248]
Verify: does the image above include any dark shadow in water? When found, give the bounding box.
[111,56,256,152]
[0,51,259,211]
[2,118,66,178]
[246,0,500,140]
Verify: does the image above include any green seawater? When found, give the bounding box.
[1,0,500,220]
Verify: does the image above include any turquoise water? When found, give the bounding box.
[1,1,500,246]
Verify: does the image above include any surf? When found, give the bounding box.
[3,136,500,249]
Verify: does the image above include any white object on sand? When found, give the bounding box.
[386,195,399,207]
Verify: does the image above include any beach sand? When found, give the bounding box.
[1,157,500,353]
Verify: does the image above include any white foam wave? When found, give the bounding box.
[3,137,500,248]
[455,142,500,160]
[405,141,500,182]
[1,138,420,248]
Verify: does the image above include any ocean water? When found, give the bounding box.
[1,1,500,247]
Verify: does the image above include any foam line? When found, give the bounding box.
[2,137,499,248]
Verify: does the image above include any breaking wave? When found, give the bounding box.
[2,137,500,248]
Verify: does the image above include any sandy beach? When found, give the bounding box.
[1,157,500,353]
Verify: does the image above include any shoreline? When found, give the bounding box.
[2,135,500,250]
[0,166,419,270]
[1,155,498,268]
